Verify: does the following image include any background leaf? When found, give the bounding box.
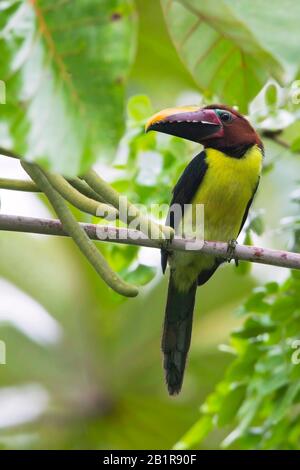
[0,0,137,175]
[161,0,300,111]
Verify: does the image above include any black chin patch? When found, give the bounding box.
[147,121,221,143]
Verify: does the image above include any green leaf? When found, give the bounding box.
[127,95,153,122]
[290,136,300,153]
[222,395,262,447]
[244,230,253,246]
[248,212,265,236]
[232,315,276,339]
[161,0,298,111]
[271,296,296,321]
[173,415,213,450]
[124,264,156,286]
[217,383,247,426]
[244,290,270,314]
[227,0,300,72]
[236,231,252,276]
[265,83,278,108]
[0,0,137,175]
[265,282,279,295]
[235,260,251,276]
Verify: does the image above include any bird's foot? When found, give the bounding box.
[226,239,238,266]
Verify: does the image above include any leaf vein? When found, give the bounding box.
[28,0,84,112]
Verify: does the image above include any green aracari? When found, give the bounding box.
[146,104,263,395]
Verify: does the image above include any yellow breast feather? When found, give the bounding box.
[172,145,262,291]
[191,145,262,241]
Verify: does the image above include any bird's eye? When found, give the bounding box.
[216,109,233,123]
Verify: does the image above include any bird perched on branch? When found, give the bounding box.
[146,104,263,395]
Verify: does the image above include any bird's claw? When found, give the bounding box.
[226,239,238,265]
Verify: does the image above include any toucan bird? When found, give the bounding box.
[146,104,263,395]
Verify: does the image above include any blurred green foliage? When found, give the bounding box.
[161,0,300,111]
[1,0,300,450]
[0,0,137,175]
[177,267,300,449]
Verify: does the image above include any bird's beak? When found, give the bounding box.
[145,106,223,143]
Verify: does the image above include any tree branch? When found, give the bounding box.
[0,147,21,159]
[1,214,300,270]
[261,130,291,150]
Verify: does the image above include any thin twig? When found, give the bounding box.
[261,130,291,150]
[1,214,300,271]
[0,147,21,159]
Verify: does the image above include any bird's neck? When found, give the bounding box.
[206,142,263,159]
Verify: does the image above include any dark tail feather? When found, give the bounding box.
[162,274,197,395]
